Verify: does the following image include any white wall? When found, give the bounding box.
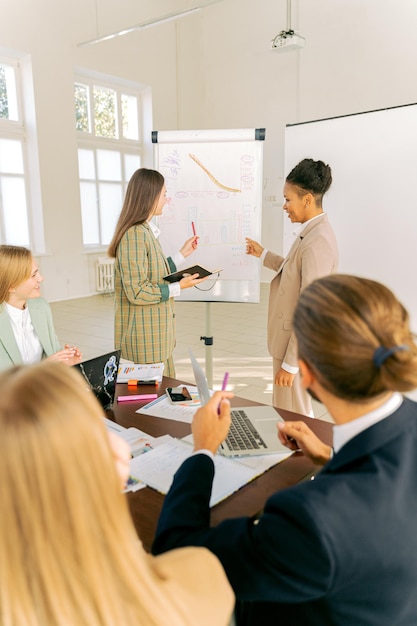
[1,0,417,299]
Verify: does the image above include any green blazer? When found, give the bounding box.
[114,223,176,364]
[0,298,61,371]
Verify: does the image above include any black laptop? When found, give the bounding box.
[73,350,120,410]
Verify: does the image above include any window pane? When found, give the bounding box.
[0,138,24,173]
[93,86,117,138]
[98,182,123,244]
[1,177,30,245]
[75,83,90,132]
[97,149,121,181]
[74,75,142,247]
[80,181,99,245]
[121,94,139,140]
[124,153,140,179]
[0,65,8,119]
[0,63,18,121]
[78,148,95,180]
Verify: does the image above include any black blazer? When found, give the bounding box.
[153,399,417,625]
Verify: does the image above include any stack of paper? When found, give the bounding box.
[102,417,170,493]
[129,437,292,507]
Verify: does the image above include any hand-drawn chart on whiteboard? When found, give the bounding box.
[153,128,265,303]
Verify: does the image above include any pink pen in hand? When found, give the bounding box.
[218,372,229,414]
[191,221,198,249]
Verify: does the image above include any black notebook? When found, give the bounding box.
[163,265,222,283]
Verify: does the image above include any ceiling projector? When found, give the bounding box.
[271,30,305,52]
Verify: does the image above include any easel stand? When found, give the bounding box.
[200,302,214,388]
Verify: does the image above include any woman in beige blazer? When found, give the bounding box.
[246,159,338,415]
[108,168,206,377]
[0,360,234,626]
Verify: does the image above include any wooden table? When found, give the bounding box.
[109,377,333,552]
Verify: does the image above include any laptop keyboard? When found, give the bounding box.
[224,409,268,451]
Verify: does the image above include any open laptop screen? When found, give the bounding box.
[189,349,211,405]
[73,350,120,410]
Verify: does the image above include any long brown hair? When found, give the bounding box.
[108,168,164,257]
[293,274,417,400]
[0,361,212,625]
[0,245,32,304]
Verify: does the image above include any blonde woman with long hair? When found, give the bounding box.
[0,361,234,626]
[0,245,82,371]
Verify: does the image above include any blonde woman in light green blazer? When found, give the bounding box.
[0,245,82,371]
[108,168,205,377]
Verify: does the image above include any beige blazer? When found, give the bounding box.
[150,546,234,625]
[264,213,338,367]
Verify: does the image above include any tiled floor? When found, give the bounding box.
[50,283,332,422]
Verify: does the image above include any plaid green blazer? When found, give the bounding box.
[114,223,176,364]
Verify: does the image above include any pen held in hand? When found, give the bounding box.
[218,372,229,414]
[191,221,198,249]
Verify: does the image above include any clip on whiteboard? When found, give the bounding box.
[163,265,222,283]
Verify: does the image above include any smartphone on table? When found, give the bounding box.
[166,385,194,404]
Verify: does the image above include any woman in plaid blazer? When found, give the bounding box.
[108,168,205,377]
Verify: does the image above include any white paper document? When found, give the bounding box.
[135,387,204,423]
[117,362,164,383]
[102,417,169,493]
[181,433,293,472]
[129,437,291,507]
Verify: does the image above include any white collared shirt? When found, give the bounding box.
[333,392,403,454]
[148,220,185,297]
[5,302,43,364]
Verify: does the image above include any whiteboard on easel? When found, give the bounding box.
[153,128,265,303]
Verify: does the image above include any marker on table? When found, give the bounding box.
[127,379,159,388]
[117,394,158,403]
[218,372,229,414]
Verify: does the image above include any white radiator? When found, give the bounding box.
[95,257,115,293]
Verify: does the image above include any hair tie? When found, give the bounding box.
[373,345,409,368]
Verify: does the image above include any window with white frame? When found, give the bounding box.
[0,58,31,246]
[74,75,142,247]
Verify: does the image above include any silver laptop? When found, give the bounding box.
[189,349,289,457]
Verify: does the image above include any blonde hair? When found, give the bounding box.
[0,362,197,626]
[293,274,417,401]
[0,245,32,304]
